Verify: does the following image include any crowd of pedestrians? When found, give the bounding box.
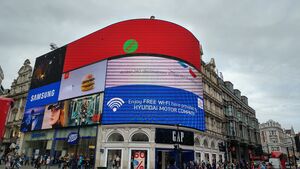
[167,159,275,169]
[0,150,94,169]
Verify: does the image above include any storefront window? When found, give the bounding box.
[205,153,209,163]
[130,150,148,169]
[212,154,216,162]
[107,149,122,169]
[219,155,223,163]
[195,152,201,164]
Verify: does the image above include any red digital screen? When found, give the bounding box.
[63,19,201,72]
[0,98,13,140]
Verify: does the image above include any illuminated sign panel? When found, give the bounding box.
[58,60,107,101]
[102,56,205,131]
[26,82,60,109]
[21,19,204,132]
[63,19,200,72]
[30,47,66,89]
[67,93,102,127]
[21,93,103,132]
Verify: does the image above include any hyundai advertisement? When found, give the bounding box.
[101,56,205,131]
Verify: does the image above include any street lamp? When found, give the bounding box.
[74,114,86,158]
[290,137,297,169]
[174,124,182,169]
[286,136,297,168]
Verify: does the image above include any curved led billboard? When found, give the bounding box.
[101,56,205,131]
[63,19,201,72]
[22,19,205,132]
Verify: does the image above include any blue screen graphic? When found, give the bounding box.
[26,82,60,109]
[102,85,205,131]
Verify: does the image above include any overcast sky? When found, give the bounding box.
[0,0,299,132]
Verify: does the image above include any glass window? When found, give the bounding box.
[219,155,223,163]
[195,152,201,164]
[108,133,124,142]
[203,140,208,148]
[211,142,215,149]
[107,149,122,169]
[130,150,148,169]
[131,133,149,142]
[237,112,241,121]
[194,138,200,147]
[205,153,210,163]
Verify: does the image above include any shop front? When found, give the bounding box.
[22,130,54,157]
[155,128,194,169]
[53,126,97,165]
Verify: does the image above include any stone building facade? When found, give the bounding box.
[2,59,32,152]
[218,67,261,162]
[200,58,226,163]
[260,120,299,159]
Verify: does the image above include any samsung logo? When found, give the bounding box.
[30,89,55,102]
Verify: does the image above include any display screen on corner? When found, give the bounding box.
[101,56,205,131]
[30,46,66,90]
[21,93,103,132]
[58,60,107,101]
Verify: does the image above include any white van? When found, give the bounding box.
[269,158,282,169]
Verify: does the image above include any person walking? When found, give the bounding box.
[45,156,51,169]
[5,153,12,169]
[168,158,179,169]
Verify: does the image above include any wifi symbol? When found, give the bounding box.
[107,98,125,112]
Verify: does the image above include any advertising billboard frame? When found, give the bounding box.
[101,54,205,131]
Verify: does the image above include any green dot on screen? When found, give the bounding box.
[123,39,138,53]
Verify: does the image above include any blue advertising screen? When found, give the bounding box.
[26,82,60,109]
[101,56,205,131]
[102,85,205,130]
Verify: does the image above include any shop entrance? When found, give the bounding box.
[155,148,194,169]
[24,140,49,157]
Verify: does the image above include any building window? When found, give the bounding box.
[106,149,122,169]
[195,152,201,163]
[237,112,241,121]
[211,141,215,149]
[131,132,149,142]
[225,105,233,116]
[194,138,200,147]
[107,133,124,142]
[205,153,210,163]
[203,139,208,148]
[130,149,148,169]
[229,121,235,136]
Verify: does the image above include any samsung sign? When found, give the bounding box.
[26,82,60,109]
[66,132,79,145]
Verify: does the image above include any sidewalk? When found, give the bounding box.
[0,164,60,169]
